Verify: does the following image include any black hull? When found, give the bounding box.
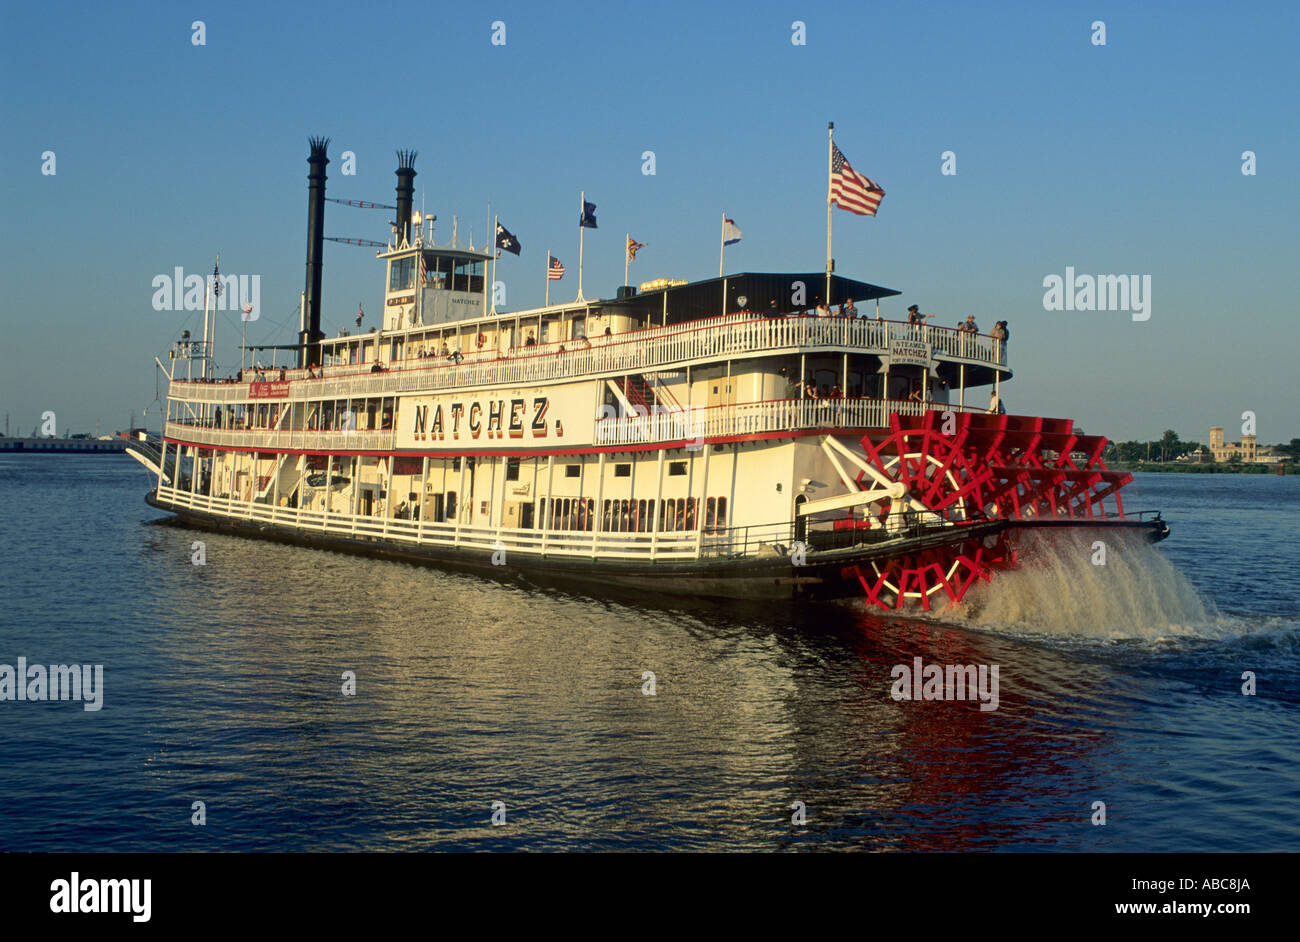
[146,493,1169,602]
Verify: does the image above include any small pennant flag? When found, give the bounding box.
[580,200,598,229]
[830,144,885,216]
[547,256,565,280]
[722,218,742,245]
[626,237,646,261]
[495,222,521,255]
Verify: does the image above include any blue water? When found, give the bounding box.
[0,455,1297,851]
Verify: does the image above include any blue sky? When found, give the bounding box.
[2,0,1297,442]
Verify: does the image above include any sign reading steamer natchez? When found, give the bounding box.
[395,385,596,449]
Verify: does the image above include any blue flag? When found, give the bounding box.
[580,201,597,229]
[495,222,521,256]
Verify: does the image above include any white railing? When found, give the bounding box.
[594,397,984,446]
[163,425,395,452]
[166,315,1008,405]
[154,486,709,560]
[166,397,987,451]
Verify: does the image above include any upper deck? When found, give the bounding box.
[168,311,1009,406]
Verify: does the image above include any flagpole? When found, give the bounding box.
[719,212,725,277]
[826,121,834,307]
[624,233,630,287]
[577,191,586,302]
[490,214,499,314]
[545,250,551,307]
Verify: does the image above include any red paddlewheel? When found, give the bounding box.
[844,532,1016,611]
[839,410,1130,610]
[856,411,1132,525]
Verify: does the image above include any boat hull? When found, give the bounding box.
[146,491,1168,603]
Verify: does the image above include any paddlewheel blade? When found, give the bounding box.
[843,410,1129,611]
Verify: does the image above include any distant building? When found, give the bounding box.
[1208,426,1281,464]
[1209,426,1257,462]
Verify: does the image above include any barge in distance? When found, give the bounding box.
[133,141,1168,610]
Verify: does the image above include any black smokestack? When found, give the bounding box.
[394,150,417,245]
[300,137,329,368]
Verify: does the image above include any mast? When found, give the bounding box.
[201,255,213,381]
[577,191,586,302]
[825,121,834,307]
[490,214,499,314]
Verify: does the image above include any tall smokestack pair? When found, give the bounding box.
[299,142,419,368]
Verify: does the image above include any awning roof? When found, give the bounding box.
[599,271,900,322]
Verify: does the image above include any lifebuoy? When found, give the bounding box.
[477,332,486,347]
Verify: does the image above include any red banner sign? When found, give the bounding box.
[248,381,290,399]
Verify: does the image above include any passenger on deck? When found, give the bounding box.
[842,298,859,318]
[907,384,923,403]
[964,314,980,333]
[524,330,537,347]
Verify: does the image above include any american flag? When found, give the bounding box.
[830,144,885,216]
[547,255,565,280]
[418,252,428,283]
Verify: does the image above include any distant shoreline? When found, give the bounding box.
[0,437,128,453]
[1112,462,1286,475]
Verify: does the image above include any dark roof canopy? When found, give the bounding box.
[598,271,900,324]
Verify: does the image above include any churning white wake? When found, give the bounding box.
[947,530,1222,641]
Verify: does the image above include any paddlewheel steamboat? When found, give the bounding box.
[134,141,1168,610]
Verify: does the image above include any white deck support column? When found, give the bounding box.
[542,452,555,554]
[350,456,361,532]
[693,442,712,557]
[156,440,168,496]
[418,456,429,542]
[293,454,302,524]
[243,450,254,517]
[322,454,333,528]
[493,454,505,542]
[650,446,665,559]
[387,457,400,536]
[454,456,466,546]
[591,451,607,558]
[725,360,732,436]
[190,445,200,499]
[959,363,965,409]
[271,449,279,510]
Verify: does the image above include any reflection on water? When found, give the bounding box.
[0,457,1297,851]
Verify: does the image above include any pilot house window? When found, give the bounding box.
[389,256,415,292]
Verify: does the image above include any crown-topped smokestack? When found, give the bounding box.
[300,137,330,369]
[394,150,417,245]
